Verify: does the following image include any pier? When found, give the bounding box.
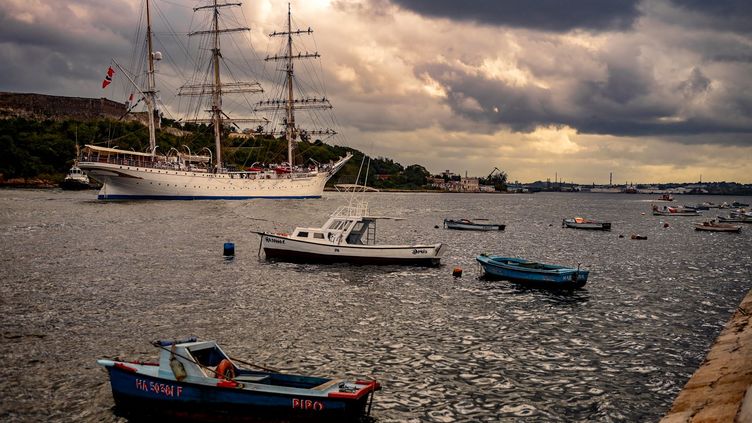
[661,289,752,422]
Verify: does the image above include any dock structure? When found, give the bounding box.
[661,290,752,423]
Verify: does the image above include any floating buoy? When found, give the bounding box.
[434,225,439,229]
[452,267,463,277]
[631,234,647,240]
[618,234,625,238]
[223,242,235,257]
[663,222,670,228]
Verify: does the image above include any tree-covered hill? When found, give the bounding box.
[0,116,432,189]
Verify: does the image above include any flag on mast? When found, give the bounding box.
[101,66,115,88]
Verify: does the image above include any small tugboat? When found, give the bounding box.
[256,194,445,266]
[97,338,380,421]
[476,255,588,288]
[694,220,742,233]
[652,204,701,216]
[443,219,505,231]
[562,217,611,231]
[60,165,92,190]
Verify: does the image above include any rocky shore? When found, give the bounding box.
[661,289,752,422]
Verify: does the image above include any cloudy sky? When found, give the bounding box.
[1,0,751,183]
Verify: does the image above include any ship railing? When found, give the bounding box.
[79,152,213,172]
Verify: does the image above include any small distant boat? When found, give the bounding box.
[683,203,710,211]
[562,217,611,231]
[718,215,752,223]
[256,195,445,266]
[652,204,701,216]
[731,201,750,208]
[97,338,380,421]
[476,255,588,288]
[443,219,505,231]
[694,220,742,233]
[656,193,674,201]
[60,165,92,190]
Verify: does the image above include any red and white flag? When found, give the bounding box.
[101,66,115,89]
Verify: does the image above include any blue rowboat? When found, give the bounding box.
[476,255,588,288]
[97,338,380,421]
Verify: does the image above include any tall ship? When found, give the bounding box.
[78,1,351,200]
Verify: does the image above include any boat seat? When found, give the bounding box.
[234,375,270,383]
[311,379,343,391]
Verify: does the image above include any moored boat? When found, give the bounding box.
[717,215,752,223]
[562,217,611,231]
[656,193,674,201]
[79,2,351,200]
[256,195,445,266]
[652,204,701,216]
[476,255,588,288]
[59,165,92,190]
[694,220,742,233]
[97,338,380,422]
[443,219,505,231]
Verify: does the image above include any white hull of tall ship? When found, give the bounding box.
[258,233,445,266]
[79,155,351,200]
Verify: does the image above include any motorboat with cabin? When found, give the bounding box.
[97,337,380,421]
[255,195,445,266]
[60,165,92,190]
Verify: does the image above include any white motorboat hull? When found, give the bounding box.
[79,162,341,200]
[258,233,445,266]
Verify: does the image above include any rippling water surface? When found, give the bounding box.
[1,189,751,422]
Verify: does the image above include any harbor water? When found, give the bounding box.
[0,189,750,422]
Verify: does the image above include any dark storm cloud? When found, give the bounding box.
[418,59,752,144]
[387,0,642,32]
[668,0,752,34]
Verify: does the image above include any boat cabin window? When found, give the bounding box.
[313,232,325,239]
[188,346,227,367]
[297,231,309,238]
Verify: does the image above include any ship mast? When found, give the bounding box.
[179,0,264,170]
[258,3,335,170]
[145,0,157,153]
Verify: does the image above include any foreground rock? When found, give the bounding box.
[661,290,752,422]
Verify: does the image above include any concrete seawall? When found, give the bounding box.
[661,289,752,423]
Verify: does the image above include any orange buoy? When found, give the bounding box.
[452,267,462,277]
[216,359,235,380]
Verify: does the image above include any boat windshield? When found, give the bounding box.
[188,345,228,367]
